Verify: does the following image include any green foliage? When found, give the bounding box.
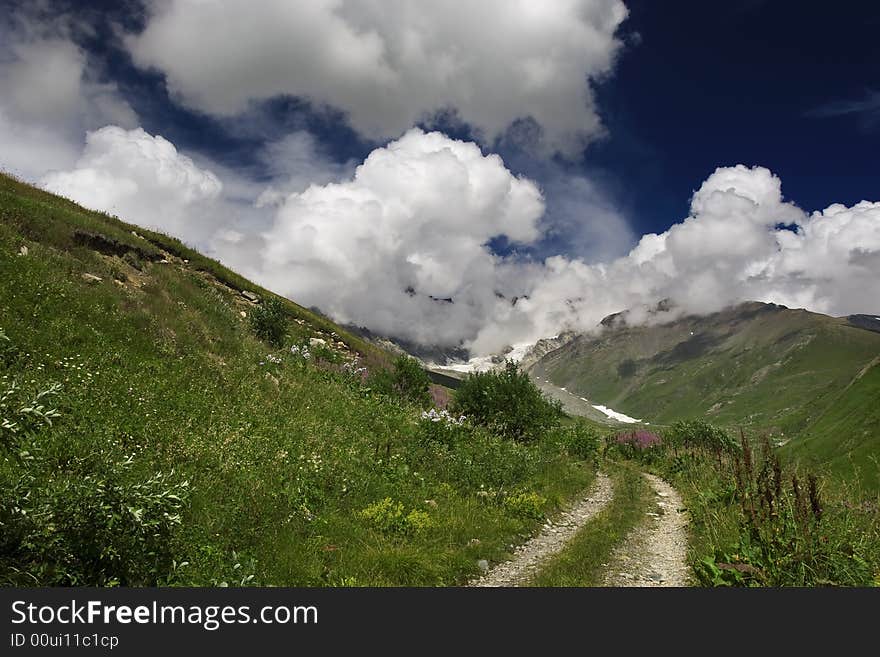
[549,422,602,462]
[666,419,738,454]
[0,392,189,586]
[649,428,880,587]
[710,437,876,586]
[359,498,433,535]
[368,355,432,407]
[608,429,663,464]
[452,360,562,442]
[248,296,287,346]
[1,380,62,448]
[0,328,20,367]
[417,409,468,447]
[502,491,547,521]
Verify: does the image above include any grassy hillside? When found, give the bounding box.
[0,173,595,586]
[531,302,880,488]
[783,359,880,491]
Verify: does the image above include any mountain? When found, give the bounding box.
[529,301,880,484]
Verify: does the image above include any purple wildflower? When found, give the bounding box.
[616,430,662,450]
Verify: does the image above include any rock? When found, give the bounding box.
[81,273,103,284]
[18,245,28,256]
[309,337,327,348]
[239,311,247,318]
[424,499,438,509]
[477,559,490,574]
[648,572,664,583]
[131,231,143,239]
[241,290,260,303]
[467,538,481,547]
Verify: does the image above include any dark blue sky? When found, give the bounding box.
[10,0,880,239]
[588,0,880,235]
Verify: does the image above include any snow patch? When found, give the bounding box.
[592,404,641,424]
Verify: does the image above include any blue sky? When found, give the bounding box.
[2,0,878,352]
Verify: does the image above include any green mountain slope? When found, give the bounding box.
[783,358,880,490]
[0,173,592,586]
[531,302,880,484]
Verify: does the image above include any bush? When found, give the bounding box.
[550,422,602,462]
[249,297,287,346]
[368,355,431,407]
[0,379,189,586]
[0,328,20,367]
[0,439,189,586]
[418,408,468,446]
[359,498,433,535]
[122,250,144,271]
[1,380,61,449]
[503,491,547,520]
[612,429,663,463]
[452,361,561,442]
[666,420,738,455]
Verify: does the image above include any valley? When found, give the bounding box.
[2,172,878,588]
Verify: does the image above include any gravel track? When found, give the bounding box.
[469,472,613,587]
[602,473,690,587]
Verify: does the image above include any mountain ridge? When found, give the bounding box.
[529,300,880,485]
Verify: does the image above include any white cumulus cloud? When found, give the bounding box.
[41,126,223,243]
[126,0,629,155]
[253,128,544,346]
[485,165,880,352]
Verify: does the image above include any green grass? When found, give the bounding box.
[529,461,651,586]
[0,172,596,586]
[627,433,880,586]
[783,360,880,491]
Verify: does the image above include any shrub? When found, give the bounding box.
[550,422,602,462]
[666,420,738,455]
[452,360,561,442]
[613,429,663,462]
[367,355,431,407]
[418,408,468,446]
[1,445,189,586]
[359,498,433,535]
[1,380,62,449]
[122,250,144,271]
[0,381,189,586]
[503,491,547,520]
[249,297,287,346]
